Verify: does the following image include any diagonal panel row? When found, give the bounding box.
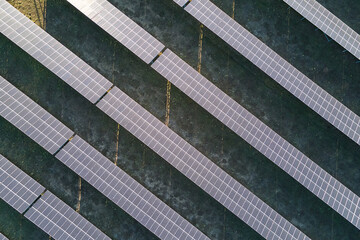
[97,86,310,240]
[56,136,208,240]
[0,1,113,104]
[181,0,360,146]
[0,1,310,239]
[0,76,74,154]
[284,0,360,60]
[25,191,110,240]
[0,74,208,240]
[0,154,45,214]
[0,154,110,240]
[66,0,165,64]
[152,49,360,230]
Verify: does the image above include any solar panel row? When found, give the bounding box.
[284,0,360,60]
[66,0,165,64]
[0,154,110,240]
[25,191,110,240]
[55,135,208,240]
[152,49,360,230]
[0,2,309,238]
[0,154,45,214]
[0,76,74,154]
[0,233,8,240]
[0,73,207,240]
[96,86,310,240]
[182,0,360,146]
[0,1,113,104]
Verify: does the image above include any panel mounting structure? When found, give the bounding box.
[182,0,360,146]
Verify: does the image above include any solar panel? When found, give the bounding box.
[0,233,8,240]
[0,1,113,104]
[284,0,360,60]
[25,191,110,240]
[96,86,310,239]
[182,0,360,146]
[55,135,209,240]
[66,0,165,64]
[0,154,45,214]
[173,0,189,7]
[0,76,74,154]
[152,49,360,231]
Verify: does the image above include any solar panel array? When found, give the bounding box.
[284,0,360,60]
[0,0,113,104]
[0,1,310,238]
[0,154,45,214]
[25,191,110,240]
[182,0,360,146]
[66,0,165,64]
[55,135,208,240]
[0,75,207,240]
[96,86,310,240]
[152,49,360,230]
[1,0,357,236]
[0,76,74,154]
[0,233,8,240]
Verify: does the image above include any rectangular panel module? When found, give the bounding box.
[184,0,360,146]
[96,86,310,240]
[0,154,45,214]
[55,135,209,240]
[25,191,110,240]
[0,76,74,154]
[0,1,113,104]
[67,0,165,64]
[284,0,360,60]
[152,49,360,231]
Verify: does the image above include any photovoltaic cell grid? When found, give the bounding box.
[284,0,360,60]
[0,75,207,240]
[25,191,110,240]
[173,0,189,7]
[0,233,8,240]
[56,135,208,240]
[0,154,45,214]
[183,0,360,146]
[96,86,309,240]
[152,49,360,230]
[66,0,165,64]
[0,76,74,155]
[0,0,113,104]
